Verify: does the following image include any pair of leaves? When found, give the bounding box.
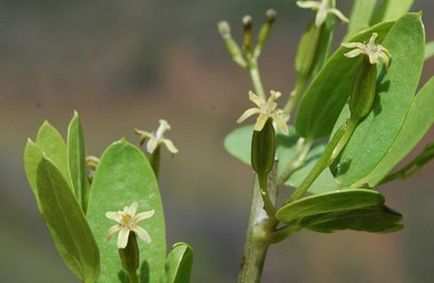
[276,189,402,233]
[224,125,337,194]
[24,116,99,282]
[333,14,427,188]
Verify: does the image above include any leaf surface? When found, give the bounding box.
[87,140,166,283]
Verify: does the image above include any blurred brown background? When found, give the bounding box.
[1,0,434,282]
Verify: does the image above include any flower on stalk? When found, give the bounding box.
[135,119,178,155]
[106,202,155,249]
[342,33,391,66]
[237,90,289,134]
[296,0,348,27]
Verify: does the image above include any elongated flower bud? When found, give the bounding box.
[251,118,276,178]
[349,58,377,120]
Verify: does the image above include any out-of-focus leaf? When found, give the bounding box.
[276,189,384,224]
[302,205,403,233]
[24,140,44,204]
[87,140,166,283]
[37,157,100,282]
[350,77,434,187]
[35,121,70,182]
[67,111,89,211]
[333,14,425,188]
[426,41,434,61]
[345,0,377,40]
[165,243,194,283]
[295,21,394,139]
[371,0,414,24]
[224,125,337,193]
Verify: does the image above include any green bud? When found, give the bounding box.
[295,2,335,83]
[251,118,276,177]
[118,233,140,281]
[242,15,253,55]
[255,9,277,58]
[349,58,377,120]
[217,21,247,68]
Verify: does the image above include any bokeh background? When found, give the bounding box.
[1,0,434,282]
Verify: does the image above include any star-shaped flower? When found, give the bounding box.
[296,0,348,27]
[106,202,155,249]
[135,119,178,155]
[237,90,289,134]
[342,33,391,66]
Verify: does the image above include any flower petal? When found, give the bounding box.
[296,1,320,9]
[117,228,130,249]
[106,225,121,242]
[161,139,179,154]
[344,49,364,58]
[133,226,152,244]
[146,137,159,154]
[330,8,349,23]
[248,91,265,107]
[135,209,155,223]
[254,114,269,132]
[341,42,365,49]
[315,8,328,27]
[127,202,138,216]
[272,113,289,135]
[237,108,261,124]
[105,211,123,223]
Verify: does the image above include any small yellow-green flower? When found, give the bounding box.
[106,202,154,249]
[237,90,289,134]
[296,0,348,27]
[342,33,391,66]
[135,119,178,155]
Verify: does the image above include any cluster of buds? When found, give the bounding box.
[217,9,277,69]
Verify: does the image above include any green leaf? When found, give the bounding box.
[295,20,394,139]
[276,189,384,224]
[35,121,70,182]
[67,111,89,211]
[333,13,425,188]
[371,0,414,24]
[426,41,434,61]
[165,243,194,283]
[348,77,434,187]
[345,0,377,40]
[224,125,337,193]
[36,157,100,283]
[87,140,166,283]
[24,139,44,205]
[302,205,403,233]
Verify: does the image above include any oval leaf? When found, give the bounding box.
[165,242,194,283]
[295,21,394,139]
[87,140,166,283]
[276,189,384,224]
[334,13,425,188]
[37,157,100,282]
[302,205,403,233]
[36,121,70,181]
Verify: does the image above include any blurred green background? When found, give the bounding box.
[1,0,434,282]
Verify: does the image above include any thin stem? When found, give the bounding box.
[247,56,266,99]
[283,78,307,115]
[127,271,139,283]
[288,118,358,202]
